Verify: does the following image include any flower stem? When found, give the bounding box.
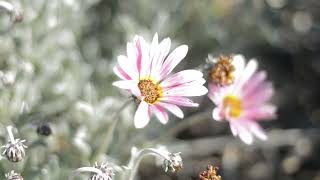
[126,148,170,180]
[6,126,16,144]
[91,97,133,162]
[68,167,106,180]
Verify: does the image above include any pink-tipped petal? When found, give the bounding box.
[158,102,184,118]
[160,45,188,79]
[113,66,131,80]
[152,105,169,124]
[134,101,150,128]
[160,70,203,88]
[160,96,199,107]
[117,55,138,81]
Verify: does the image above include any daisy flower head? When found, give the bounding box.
[208,55,276,144]
[113,33,208,128]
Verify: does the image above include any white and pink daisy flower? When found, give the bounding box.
[208,55,276,144]
[113,33,208,128]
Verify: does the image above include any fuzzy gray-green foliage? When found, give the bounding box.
[0,0,319,180]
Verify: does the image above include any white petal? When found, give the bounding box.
[233,59,258,95]
[212,107,223,121]
[134,101,150,128]
[163,85,208,97]
[112,80,136,89]
[232,54,245,80]
[249,122,268,140]
[238,127,253,145]
[158,102,184,118]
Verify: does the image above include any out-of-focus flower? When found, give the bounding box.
[113,33,207,128]
[163,152,183,173]
[89,162,115,180]
[5,170,23,180]
[199,165,222,180]
[36,122,52,136]
[208,55,276,144]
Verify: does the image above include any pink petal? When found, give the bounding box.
[152,105,169,124]
[243,104,277,120]
[160,96,199,107]
[243,82,274,107]
[158,102,184,118]
[243,71,267,97]
[163,85,208,97]
[160,45,188,79]
[134,101,150,128]
[160,70,204,88]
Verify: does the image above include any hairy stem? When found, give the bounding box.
[126,148,170,180]
[92,97,133,162]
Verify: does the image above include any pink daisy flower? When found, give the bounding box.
[208,55,276,144]
[113,33,208,128]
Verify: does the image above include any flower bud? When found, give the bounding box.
[2,139,27,162]
[5,171,23,180]
[163,152,183,173]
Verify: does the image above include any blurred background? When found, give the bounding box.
[0,0,320,179]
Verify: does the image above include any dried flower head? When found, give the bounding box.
[89,162,115,180]
[2,139,27,162]
[163,152,183,173]
[5,171,23,180]
[209,55,235,86]
[199,165,222,180]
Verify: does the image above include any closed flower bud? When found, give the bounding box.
[5,171,23,180]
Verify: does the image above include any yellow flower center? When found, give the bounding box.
[138,79,162,104]
[223,95,242,118]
